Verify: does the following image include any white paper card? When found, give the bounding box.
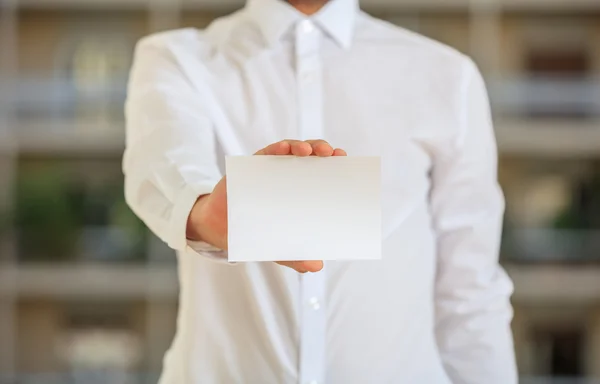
[225,156,381,262]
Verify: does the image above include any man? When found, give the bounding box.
[123,0,517,382]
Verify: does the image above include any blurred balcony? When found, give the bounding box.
[15,226,148,264]
[8,76,600,156]
[0,372,161,384]
[501,230,600,305]
[10,77,126,154]
[11,230,175,265]
[13,0,600,11]
[0,374,597,384]
[14,76,126,120]
[2,258,599,304]
[491,77,600,119]
[503,229,600,263]
[520,378,600,384]
[10,152,169,265]
[506,263,600,304]
[0,263,177,299]
[491,77,600,156]
[494,119,600,157]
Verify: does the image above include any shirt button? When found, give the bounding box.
[309,297,320,310]
[300,20,315,34]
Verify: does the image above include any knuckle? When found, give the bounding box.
[306,139,330,148]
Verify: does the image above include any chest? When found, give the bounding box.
[206,49,457,229]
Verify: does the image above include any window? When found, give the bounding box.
[56,303,143,379]
[527,50,589,76]
[15,10,139,126]
[500,159,600,263]
[15,156,148,263]
[64,38,131,125]
[532,326,584,376]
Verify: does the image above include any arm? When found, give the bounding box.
[123,35,226,260]
[430,59,517,383]
[124,35,333,271]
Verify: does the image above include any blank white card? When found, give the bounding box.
[225,156,381,262]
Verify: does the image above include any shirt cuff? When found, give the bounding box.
[166,182,216,252]
[166,182,235,265]
[186,240,233,264]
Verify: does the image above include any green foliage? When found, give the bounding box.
[552,172,600,230]
[15,163,148,262]
[15,167,78,261]
[553,209,586,230]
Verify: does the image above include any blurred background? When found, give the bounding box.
[0,0,599,383]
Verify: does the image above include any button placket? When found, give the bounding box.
[295,20,323,141]
[295,19,327,384]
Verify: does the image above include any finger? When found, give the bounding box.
[255,140,292,155]
[333,148,347,156]
[276,261,307,273]
[276,260,324,273]
[300,260,324,272]
[305,140,334,157]
[289,140,313,157]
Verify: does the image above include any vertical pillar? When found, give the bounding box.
[468,0,502,78]
[0,0,19,378]
[585,308,600,378]
[385,14,421,34]
[144,0,182,374]
[148,0,182,33]
[144,297,177,372]
[511,305,535,376]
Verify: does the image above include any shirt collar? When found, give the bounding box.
[244,0,359,50]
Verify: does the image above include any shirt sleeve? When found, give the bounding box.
[123,34,230,263]
[430,58,517,383]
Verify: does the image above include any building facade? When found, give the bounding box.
[0,0,599,382]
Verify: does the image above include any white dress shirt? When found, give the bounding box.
[123,0,517,383]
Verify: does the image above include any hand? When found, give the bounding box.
[187,139,347,273]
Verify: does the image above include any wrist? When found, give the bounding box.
[186,194,211,241]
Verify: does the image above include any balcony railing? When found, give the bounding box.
[7,0,600,10]
[0,374,596,384]
[6,76,600,125]
[9,76,127,125]
[0,371,160,384]
[13,226,161,264]
[503,229,600,263]
[489,76,600,119]
[520,377,600,384]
